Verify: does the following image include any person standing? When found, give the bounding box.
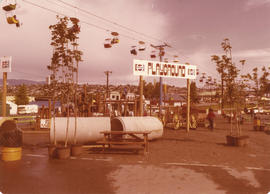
[207,108,215,130]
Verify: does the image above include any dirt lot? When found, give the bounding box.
[1,115,270,194]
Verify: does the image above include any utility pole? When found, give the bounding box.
[150,43,171,117]
[104,71,112,99]
[139,75,143,116]
[186,63,191,133]
[2,72,7,117]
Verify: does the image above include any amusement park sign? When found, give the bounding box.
[133,59,197,79]
[0,56,12,72]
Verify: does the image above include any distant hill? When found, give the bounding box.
[0,79,45,86]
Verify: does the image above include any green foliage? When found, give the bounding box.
[211,38,245,108]
[48,16,83,102]
[15,85,29,105]
[190,81,199,104]
[143,81,160,99]
[242,66,270,103]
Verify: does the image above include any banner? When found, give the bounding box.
[133,59,197,79]
[0,56,12,72]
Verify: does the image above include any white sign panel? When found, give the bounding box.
[40,119,50,129]
[133,59,197,79]
[0,56,12,72]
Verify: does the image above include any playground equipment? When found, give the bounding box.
[164,105,207,130]
[50,117,111,144]
[111,116,163,140]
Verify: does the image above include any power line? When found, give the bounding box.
[21,0,151,43]
[21,0,218,78]
[56,0,165,44]
[22,0,193,64]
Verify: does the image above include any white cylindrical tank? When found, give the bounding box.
[50,117,110,144]
[111,116,163,140]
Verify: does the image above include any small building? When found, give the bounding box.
[110,91,121,101]
[6,101,17,115]
[126,92,136,101]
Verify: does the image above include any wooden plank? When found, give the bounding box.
[97,141,145,145]
[22,130,50,134]
[100,131,151,135]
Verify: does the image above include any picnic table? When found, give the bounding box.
[98,131,151,155]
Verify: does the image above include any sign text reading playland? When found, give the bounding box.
[133,59,197,79]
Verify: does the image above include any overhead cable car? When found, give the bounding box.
[150,50,156,58]
[173,55,179,63]
[2,0,21,27]
[104,38,112,48]
[138,41,145,51]
[130,46,137,55]
[111,31,119,45]
[159,50,165,56]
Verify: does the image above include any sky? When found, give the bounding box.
[0,0,269,87]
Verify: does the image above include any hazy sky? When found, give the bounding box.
[0,0,269,87]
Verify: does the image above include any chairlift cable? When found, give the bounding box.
[21,0,216,77]
[56,0,165,44]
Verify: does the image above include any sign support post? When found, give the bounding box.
[139,75,143,116]
[2,72,7,117]
[1,56,12,117]
[186,75,190,133]
[133,59,197,131]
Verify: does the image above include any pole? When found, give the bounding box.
[104,71,112,99]
[159,48,163,117]
[139,75,143,116]
[150,43,170,117]
[186,65,191,133]
[2,72,7,117]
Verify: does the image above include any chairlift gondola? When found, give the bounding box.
[130,46,137,55]
[137,41,145,51]
[2,3,16,11]
[150,50,156,58]
[173,55,179,63]
[104,38,112,48]
[138,45,145,51]
[2,0,20,27]
[110,31,119,45]
[159,51,165,57]
[111,37,119,44]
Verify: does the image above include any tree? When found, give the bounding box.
[190,81,199,104]
[142,81,160,100]
[143,82,154,99]
[211,38,232,109]
[48,16,82,147]
[15,85,29,105]
[242,66,270,105]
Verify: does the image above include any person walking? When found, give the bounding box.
[207,108,215,131]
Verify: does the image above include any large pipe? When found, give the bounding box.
[50,117,110,144]
[111,116,163,140]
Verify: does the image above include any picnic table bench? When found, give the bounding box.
[98,131,151,155]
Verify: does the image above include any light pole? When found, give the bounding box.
[150,43,170,117]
